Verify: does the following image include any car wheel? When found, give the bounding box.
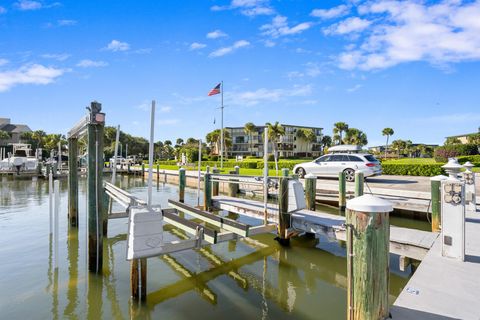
[344,168,355,182]
[296,167,306,178]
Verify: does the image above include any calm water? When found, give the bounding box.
[0,175,425,319]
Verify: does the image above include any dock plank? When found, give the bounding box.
[391,212,480,320]
[212,196,437,261]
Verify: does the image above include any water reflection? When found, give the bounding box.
[0,175,415,320]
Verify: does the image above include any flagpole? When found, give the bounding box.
[220,80,224,169]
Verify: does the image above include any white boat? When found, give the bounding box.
[0,143,39,172]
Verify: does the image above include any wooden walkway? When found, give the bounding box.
[212,196,438,261]
[390,210,480,319]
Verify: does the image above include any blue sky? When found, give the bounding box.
[1,0,479,147]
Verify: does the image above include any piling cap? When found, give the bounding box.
[346,194,393,213]
[305,173,315,179]
[463,161,474,170]
[442,158,462,171]
[430,175,448,181]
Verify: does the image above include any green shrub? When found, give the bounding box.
[434,144,478,162]
[457,155,480,167]
[382,163,445,176]
[267,154,275,161]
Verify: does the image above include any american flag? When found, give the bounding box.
[208,83,221,96]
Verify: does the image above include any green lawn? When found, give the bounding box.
[134,164,282,176]
[382,158,438,164]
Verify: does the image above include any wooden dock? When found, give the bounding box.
[212,196,438,261]
[390,210,480,319]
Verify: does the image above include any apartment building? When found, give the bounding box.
[225,124,323,158]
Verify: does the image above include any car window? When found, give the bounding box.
[316,156,328,162]
[364,155,378,162]
[347,155,363,162]
[329,155,343,161]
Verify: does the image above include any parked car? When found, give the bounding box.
[109,156,125,166]
[293,152,382,182]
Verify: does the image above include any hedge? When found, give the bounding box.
[457,155,480,167]
[434,144,479,162]
[382,163,445,176]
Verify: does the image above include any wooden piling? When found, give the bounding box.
[131,259,139,300]
[430,176,446,232]
[68,138,78,227]
[156,164,160,181]
[204,172,212,211]
[87,119,105,274]
[339,171,346,211]
[212,168,219,196]
[37,162,43,176]
[179,168,186,203]
[228,170,239,197]
[305,174,316,211]
[141,163,145,179]
[277,177,290,246]
[354,171,364,197]
[346,195,393,320]
[140,258,147,301]
[281,168,289,177]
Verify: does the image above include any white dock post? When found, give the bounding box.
[263,126,269,225]
[49,171,53,234]
[111,125,120,185]
[147,101,155,208]
[54,179,60,269]
[197,139,202,207]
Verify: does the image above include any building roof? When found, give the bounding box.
[0,123,32,133]
[226,123,323,130]
[445,132,480,139]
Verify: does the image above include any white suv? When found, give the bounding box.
[293,153,382,181]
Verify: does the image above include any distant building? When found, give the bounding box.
[223,124,323,158]
[445,127,480,144]
[369,143,438,158]
[0,118,32,146]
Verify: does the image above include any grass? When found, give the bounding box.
[133,164,281,176]
[381,158,438,164]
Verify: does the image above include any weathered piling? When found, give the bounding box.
[277,177,290,246]
[228,170,239,197]
[339,171,346,211]
[131,257,147,301]
[131,259,139,300]
[141,163,145,179]
[179,168,186,203]
[212,168,219,196]
[68,137,78,227]
[204,172,212,211]
[281,168,289,177]
[140,258,147,301]
[304,173,316,211]
[37,162,43,176]
[156,164,160,182]
[354,171,364,197]
[430,175,447,232]
[346,195,393,320]
[87,104,105,274]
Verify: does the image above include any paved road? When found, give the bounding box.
[317,174,480,194]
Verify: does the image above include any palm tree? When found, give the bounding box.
[296,128,316,157]
[266,121,285,174]
[320,135,332,154]
[244,122,256,156]
[333,122,349,145]
[175,138,184,147]
[32,130,46,148]
[0,130,10,141]
[206,129,231,155]
[382,128,394,159]
[343,128,368,146]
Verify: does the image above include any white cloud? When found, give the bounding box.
[334,0,480,70]
[41,53,70,61]
[104,40,130,52]
[76,59,108,68]
[0,6,7,14]
[324,17,372,35]
[158,119,179,125]
[264,40,276,47]
[160,106,172,113]
[0,64,65,92]
[260,15,312,38]
[58,19,77,26]
[311,5,350,19]
[346,84,362,92]
[15,0,42,10]
[206,30,228,39]
[189,42,207,50]
[209,40,250,58]
[232,84,312,106]
[211,0,274,17]
[0,59,9,66]
[286,62,322,79]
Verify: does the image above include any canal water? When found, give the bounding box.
[0,175,428,319]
